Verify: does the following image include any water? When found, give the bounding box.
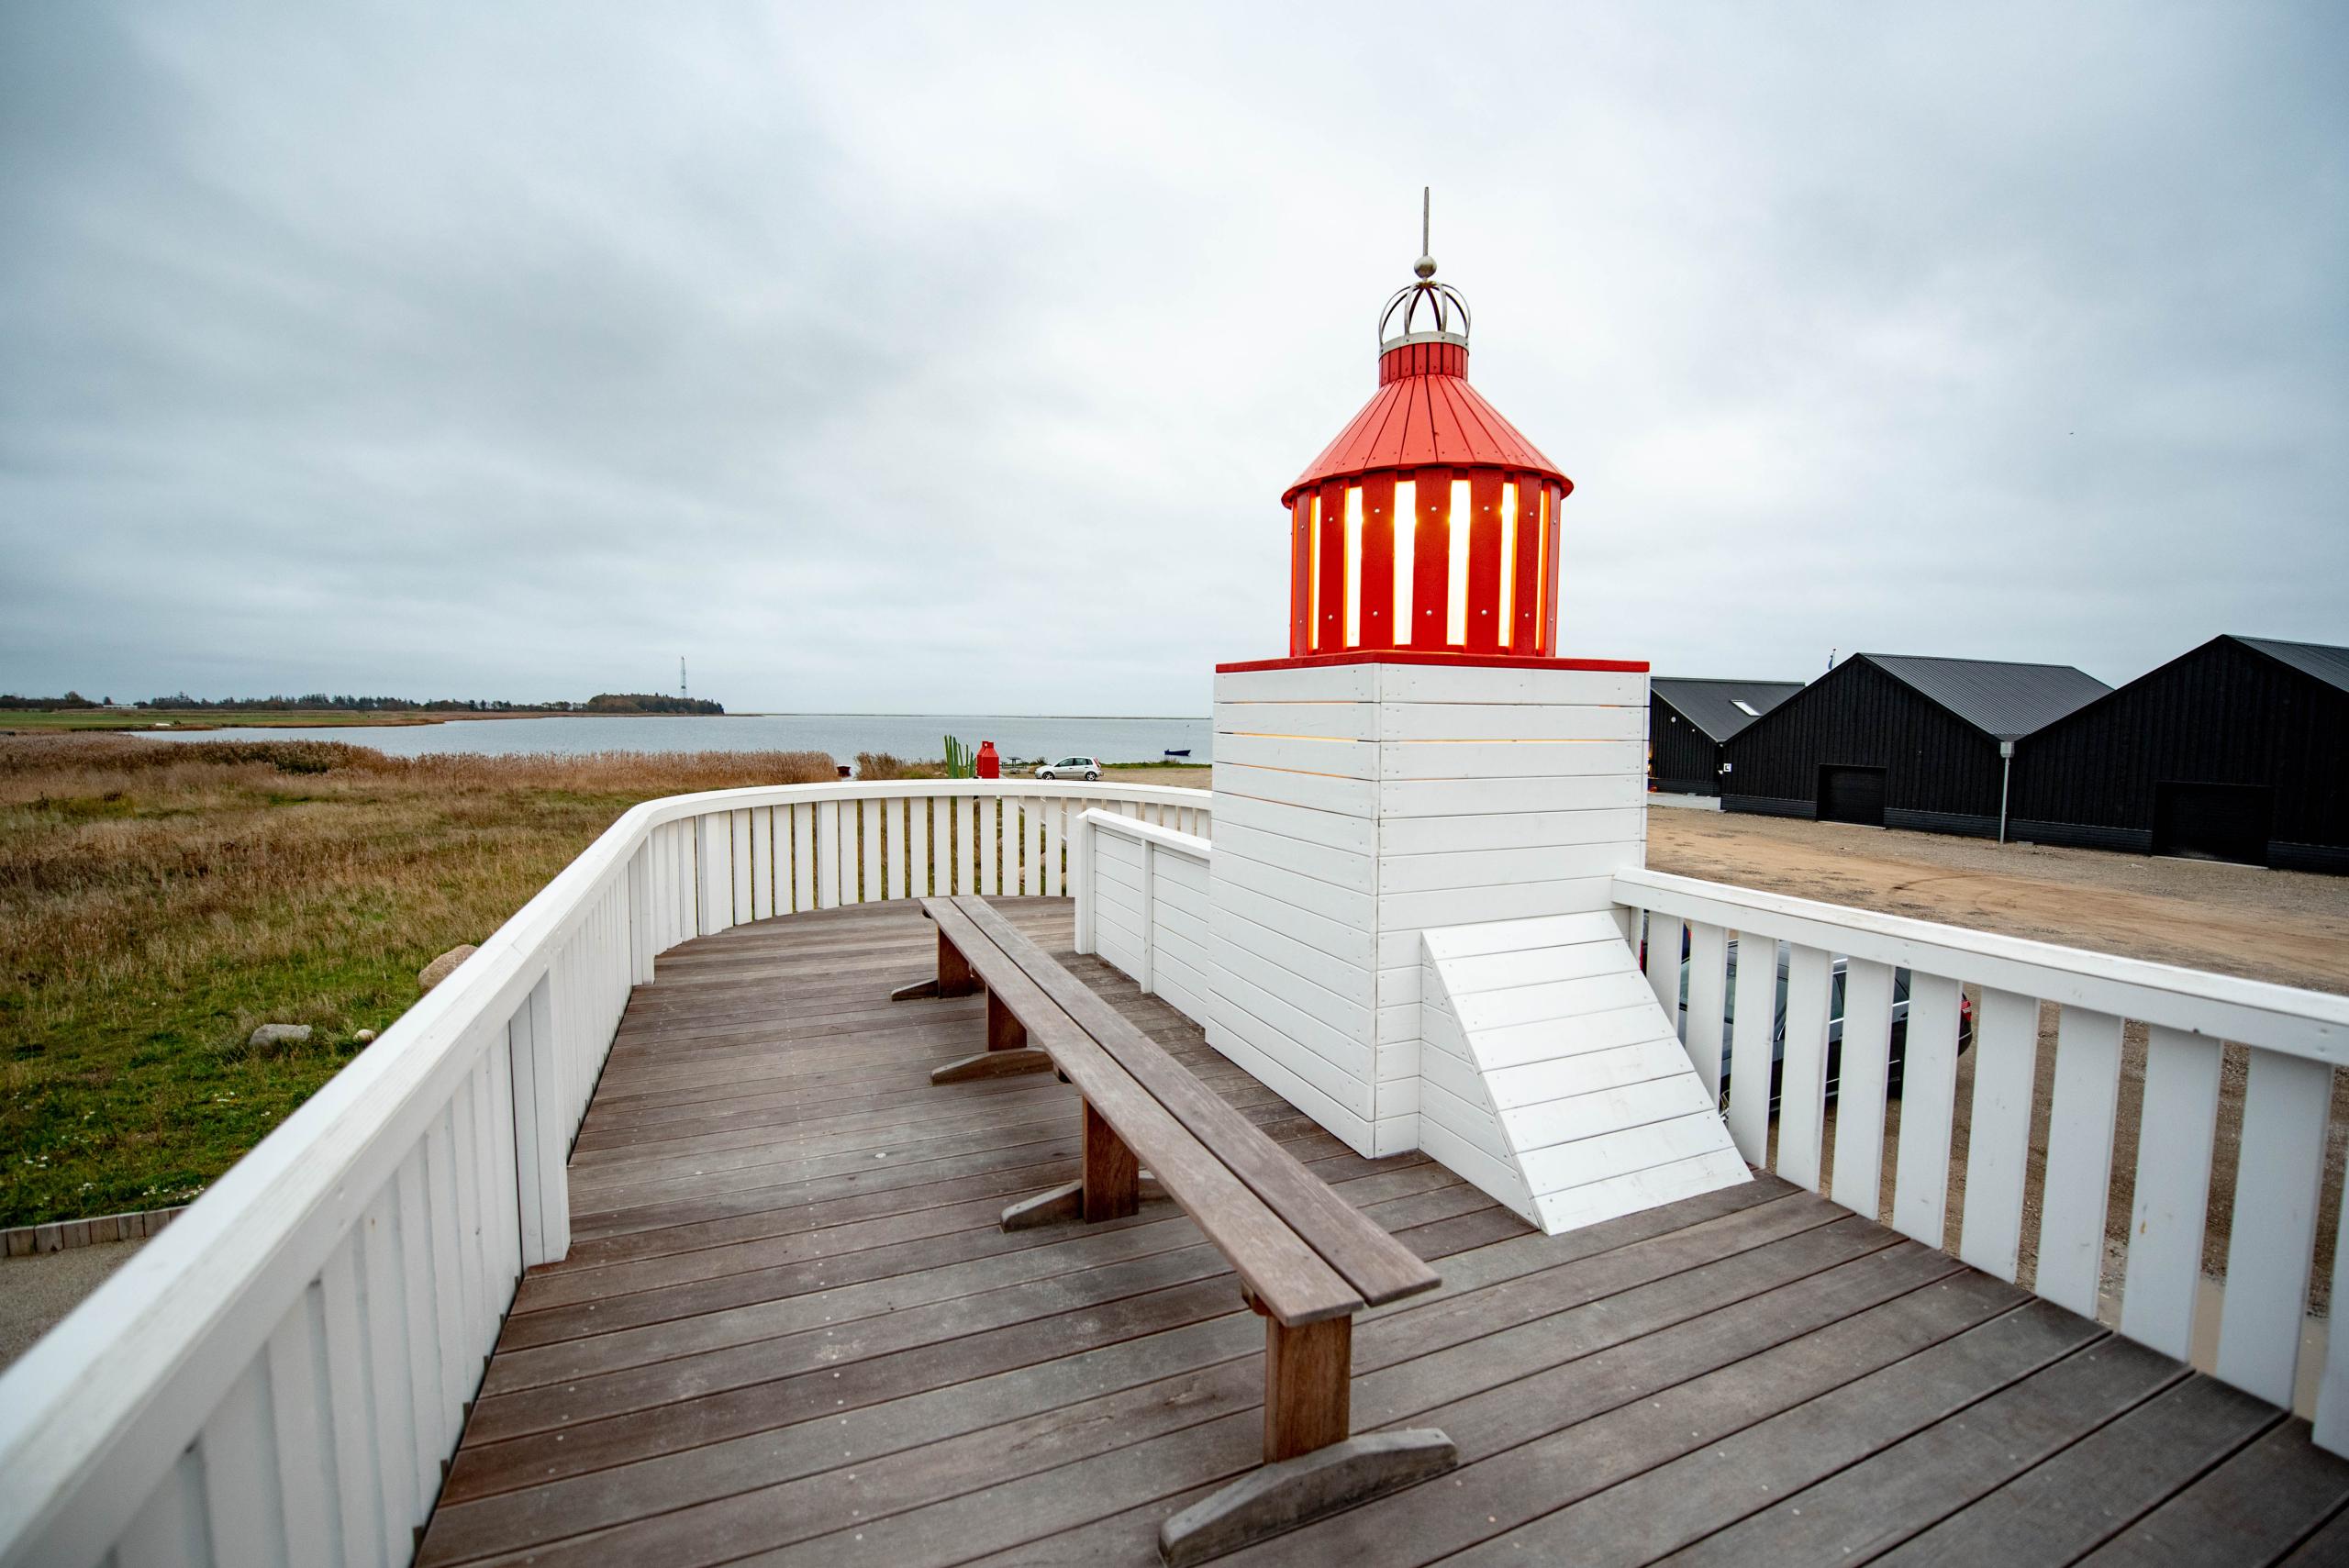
[133,712,1212,764]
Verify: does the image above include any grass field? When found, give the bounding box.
[0,735,834,1226]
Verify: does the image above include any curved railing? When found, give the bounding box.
[0,778,1210,1568]
[1616,866,2349,1449]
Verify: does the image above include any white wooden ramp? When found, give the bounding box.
[1418,912,1750,1234]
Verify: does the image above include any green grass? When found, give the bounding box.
[0,736,834,1225]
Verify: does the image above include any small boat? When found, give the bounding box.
[1163,748,1192,757]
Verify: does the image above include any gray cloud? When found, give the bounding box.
[4,2,2343,713]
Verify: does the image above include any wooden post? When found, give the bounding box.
[1081,1099,1139,1222]
[985,989,1026,1053]
[1261,1309,1352,1462]
[939,930,977,996]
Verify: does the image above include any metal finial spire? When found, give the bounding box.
[1414,186,1436,280]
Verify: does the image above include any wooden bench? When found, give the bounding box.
[895,895,1456,1564]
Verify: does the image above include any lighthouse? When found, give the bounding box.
[1284,201,1572,660]
[1201,200,1748,1233]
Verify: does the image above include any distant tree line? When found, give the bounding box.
[125,692,725,715]
[0,692,109,709]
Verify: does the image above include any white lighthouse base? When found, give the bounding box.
[1187,653,1749,1235]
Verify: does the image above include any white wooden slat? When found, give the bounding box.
[750,807,774,920]
[2033,1006,2124,1317]
[885,796,907,900]
[420,1116,467,1436]
[981,797,1001,896]
[1045,800,1064,896]
[199,1358,282,1568]
[854,798,877,905]
[317,1244,384,1568]
[1776,943,1834,1192]
[2318,1177,2349,1451]
[355,1185,422,1546]
[729,809,752,924]
[1724,935,1777,1164]
[2120,1025,2223,1360]
[1831,957,1897,1217]
[952,795,972,895]
[1642,913,1681,1026]
[391,1155,445,1504]
[1891,973,1965,1248]
[1682,921,1729,1103]
[907,795,930,898]
[792,803,815,911]
[1957,989,2041,1282]
[1029,800,1046,896]
[112,1445,206,1568]
[444,1080,486,1369]
[816,801,841,908]
[2216,1048,2332,1407]
[265,1291,337,1567]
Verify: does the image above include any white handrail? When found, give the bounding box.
[1073,807,1213,1026]
[0,778,1208,1568]
[1613,866,2349,1451]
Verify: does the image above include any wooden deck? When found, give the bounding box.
[417,898,2349,1567]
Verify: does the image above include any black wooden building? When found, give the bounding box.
[2009,634,2349,873]
[1649,678,1804,795]
[1720,653,2109,836]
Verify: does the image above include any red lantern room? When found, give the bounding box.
[1284,205,1573,659]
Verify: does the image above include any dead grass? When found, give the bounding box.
[0,735,833,1225]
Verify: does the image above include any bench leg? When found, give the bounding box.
[893,929,979,1001]
[1154,1302,1455,1566]
[1083,1098,1140,1223]
[987,989,1027,1052]
[930,978,1052,1084]
[1262,1313,1350,1462]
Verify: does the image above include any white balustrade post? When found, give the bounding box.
[1073,810,1096,954]
[627,842,653,984]
[506,974,569,1266]
[817,800,841,908]
[1137,838,1156,995]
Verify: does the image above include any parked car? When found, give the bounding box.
[1678,939,1974,1109]
[1035,755,1102,782]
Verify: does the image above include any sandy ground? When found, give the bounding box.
[0,1240,144,1369]
[1647,807,2349,1343]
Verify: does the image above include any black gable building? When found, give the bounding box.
[1649,677,1804,796]
[1720,653,2109,837]
[2009,634,2349,872]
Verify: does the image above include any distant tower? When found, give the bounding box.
[1284,188,1573,658]
[680,656,688,702]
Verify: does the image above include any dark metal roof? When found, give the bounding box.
[1859,654,2110,740]
[1651,677,1806,741]
[2234,636,2349,695]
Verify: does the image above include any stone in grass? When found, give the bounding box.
[354,1029,377,1044]
[244,1023,313,1052]
[419,944,478,992]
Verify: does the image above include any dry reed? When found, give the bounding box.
[0,735,833,1224]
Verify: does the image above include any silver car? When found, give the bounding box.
[1678,939,1975,1107]
[1035,755,1102,782]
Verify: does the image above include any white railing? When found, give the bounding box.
[1614,865,2349,1450]
[0,778,1208,1568]
[1072,807,1215,1029]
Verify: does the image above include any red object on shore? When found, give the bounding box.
[1282,217,1572,661]
[975,740,1000,779]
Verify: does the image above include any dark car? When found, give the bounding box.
[1678,940,1973,1108]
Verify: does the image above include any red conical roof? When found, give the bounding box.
[1283,339,1569,505]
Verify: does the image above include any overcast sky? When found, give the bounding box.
[3,4,2343,715]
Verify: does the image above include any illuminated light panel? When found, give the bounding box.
[1343,485,1364,648]
[1534,485,1550,653]
[1498,482,1518,635]
[1447,478,1471,645]
[1308,493,1322,651]
[1392,479,1416,644]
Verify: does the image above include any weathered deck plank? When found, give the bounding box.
[416,897,2349,1567]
